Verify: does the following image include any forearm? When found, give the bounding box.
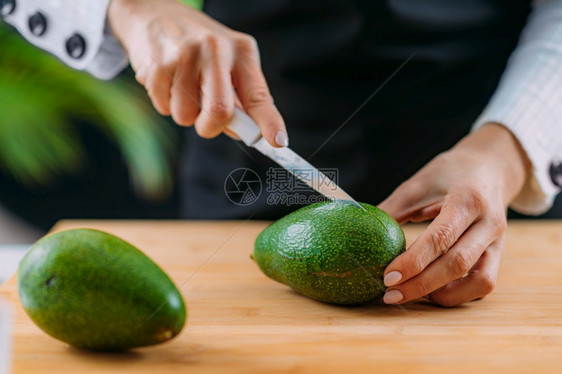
[473,0,562,214]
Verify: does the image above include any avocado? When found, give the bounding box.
[18,229,186,351]
[252,201,406,305]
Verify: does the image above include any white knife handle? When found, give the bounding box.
[227,107,262,146]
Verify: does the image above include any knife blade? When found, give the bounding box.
[228,108,364,210]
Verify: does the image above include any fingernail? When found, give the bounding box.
[275,130,289,147]
[383,290,403,304]
[384,271,402,286]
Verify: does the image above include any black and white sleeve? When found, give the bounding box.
[1,0,128,80]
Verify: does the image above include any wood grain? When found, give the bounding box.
[1,220,562,373]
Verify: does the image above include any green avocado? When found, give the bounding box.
[17,229,186,351]
[252,201,406,305]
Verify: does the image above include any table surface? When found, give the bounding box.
[1,220,562,373]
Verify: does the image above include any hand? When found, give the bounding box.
[378,123,531,307]
[108,0,288,147]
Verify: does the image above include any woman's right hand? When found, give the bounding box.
[108,0,288,147]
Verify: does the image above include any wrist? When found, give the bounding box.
[456,123,532,206]
[108,0,143,47]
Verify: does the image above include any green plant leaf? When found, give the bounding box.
[0,24,177,200]
[179,0,204,10]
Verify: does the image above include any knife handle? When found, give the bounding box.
[227,107,262,146]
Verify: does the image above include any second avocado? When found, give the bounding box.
[18,229,186,351]
[253,201,406,305]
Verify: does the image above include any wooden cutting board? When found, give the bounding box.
[1,220,562,373]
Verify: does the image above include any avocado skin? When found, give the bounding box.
[18,229,186,351]
[253,201,406,305]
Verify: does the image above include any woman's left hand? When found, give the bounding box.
[378,123,531,307]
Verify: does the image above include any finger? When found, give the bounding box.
[194,39,235,138]
[428,236,504,307]
[135,64,149,86]
[145,65,173,116]
[378,180,440,224]
[407,201,442,223]
[223,125,240,140]
[232,37,287,147]
[233,91,243,108]
[383,191,483,286]
[221,92,244,140]
[170,61,201,127]
[383,219,493,304]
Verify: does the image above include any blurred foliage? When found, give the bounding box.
[180,0,204,9]
[0,24,177,201]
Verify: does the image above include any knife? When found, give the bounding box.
[228,108,364,210]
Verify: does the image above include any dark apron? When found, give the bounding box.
[180,0,531,219]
